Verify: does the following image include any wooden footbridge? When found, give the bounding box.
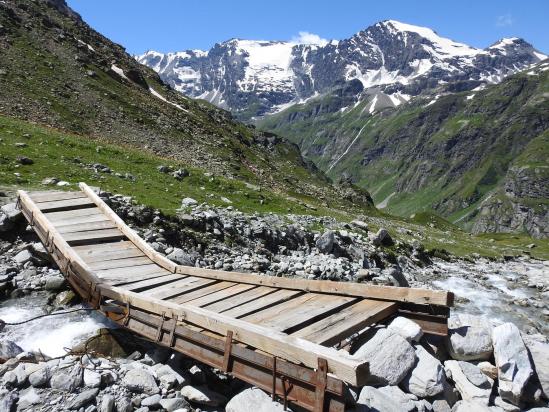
[17,183,453,411]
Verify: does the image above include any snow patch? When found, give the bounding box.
[110,64,129,80]
[149,88,188,112]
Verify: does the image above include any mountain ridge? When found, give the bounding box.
[137,20,547,120]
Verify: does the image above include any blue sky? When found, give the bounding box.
[67,0,549,55]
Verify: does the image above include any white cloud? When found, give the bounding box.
[291,31,329,46]
[496,13,514,27]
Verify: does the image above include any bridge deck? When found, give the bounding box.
[17,183,453,412]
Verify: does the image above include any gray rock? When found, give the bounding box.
[16,387,41,410]
[68,388,99,409]
[0,212,12,232]
[451,400,492,411]
[316,231,335,254]
[1,203,21,221]
[166,248,195,266]
[83,369,101,388]
[523,336,549,399]
[180,385,227,406]
[99,394,115,412]
[352,328,416,385]
[181,197,198,207]
[44,275,66,291]
[444,360,492,405]
[226,388,287,412]
[122,368,159,395]
[401,345,445,397]
[458,361,491,387]
[493,396,521,412]
[159,397,189,412]
[0,391,18,412]
[357,386,415,412]
[29,242,50,261]
[388,317,423,342]
[492,322,533,405]
[0,340,24,360]
[446,314,493,361]
[50,364,83,392]
[372,228,393,246]
[432,399,452,412]
[13,250,33,266]
[115,396,133,412]
[28,365,51,387]
[141,394,161,408]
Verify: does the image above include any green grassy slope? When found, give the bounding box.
[2,115,548,260]
[0,0,374,211]
[259,64,549,237]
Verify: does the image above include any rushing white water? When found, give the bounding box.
[430,258,547,334]
[0,293,114,357]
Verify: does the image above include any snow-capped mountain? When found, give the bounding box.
[136,20,547,119]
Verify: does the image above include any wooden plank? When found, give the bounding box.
[122,274,185,292]
[87,256,153,271]
[223,289,304,319]
[57,220,117,234]
[243,294,356,332]
[16,191,102,288]
[205,286,277,313]
[170,281,237,304]
[79,247,145,263]
[44,207,103,222]
[176,265,453,307]
[73,240,136,253]
[109,272,171,286]
[64,228,125,245]
[292,300,398,346]
[36,197,96,212]
[30,191,87,203]
[96,263,166,279]
[98,284,371,386]
[185,283,257,308]
[80,183,177,273]
[54,214,111,228]
[142,277,216,300]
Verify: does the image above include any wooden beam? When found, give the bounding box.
[17,190,102,288]
[176,265,452,307]
[97,284,370,386]
[79,183,177,273]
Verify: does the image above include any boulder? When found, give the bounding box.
[0,391,18,412]
[372,228,394,246]
[54,290,77,307]
[16,387,41,410]
[13,249,33,266]
[0,340,23,360]
[523,336,549,399]
[181,197,198,207]
[44,275,66,291]
[446,314,493,361]
[451,400,492,412]
[50,364,83,392]
[83,369,101,388]
[388,317,423,342]
[67,388,99,409]
[352,328,416,385]
[166,248,195,266]
[226,388,287,412]
[28,365,51,387]
[492,323,533,405]
[122,368,159,395]
[444,360,492,405]
[477,361,498,380]
[159,397,190,412]
[357,386,415,412]
[141,394,162,408]
[99,394,115,412]
[316,231,335,254]
[401,345,445,397]
[180,385,227,406]
[74,328,128,358]
[1,203,21,222]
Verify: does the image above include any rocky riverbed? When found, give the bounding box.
[0,190,548,411]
